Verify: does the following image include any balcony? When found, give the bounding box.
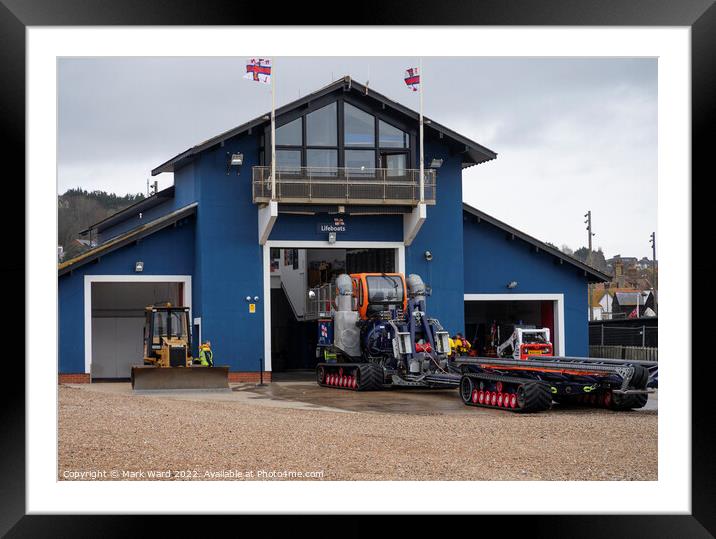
[252,166,436,206]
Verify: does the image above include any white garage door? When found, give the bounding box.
[91,317,145,378]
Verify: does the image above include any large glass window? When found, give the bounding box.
[379,120,408,148]
[345,149,375,172]
[307,149,337,176]
[276,117,302,146]
[276,149,301,172]
[306,102,337,146]
[344,103,375,147]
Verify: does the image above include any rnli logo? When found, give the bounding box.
[318,217,347,233]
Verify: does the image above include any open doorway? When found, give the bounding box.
[90,281,185,380]
[268,247,397,373]
[464,296,562,357]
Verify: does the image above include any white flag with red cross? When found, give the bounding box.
[404,67,420,91]
[245,58,272,84]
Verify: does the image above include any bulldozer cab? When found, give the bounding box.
[144,305,192,367]
[350,273,407,320]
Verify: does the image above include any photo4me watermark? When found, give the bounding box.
[61,468,325,480]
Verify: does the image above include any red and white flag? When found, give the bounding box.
[404,67,420,92]
[245,58,272,84]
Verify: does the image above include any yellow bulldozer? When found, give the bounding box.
[130,304,229,390]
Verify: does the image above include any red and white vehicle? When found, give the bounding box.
[496,327,553,360]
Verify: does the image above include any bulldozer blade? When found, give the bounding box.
[131,366,230,391]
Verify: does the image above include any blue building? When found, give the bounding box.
[58,76,607,382]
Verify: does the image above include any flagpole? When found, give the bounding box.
[271,59,277,200]
[419,57,424,203]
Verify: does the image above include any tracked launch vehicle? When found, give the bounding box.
[315,273,655,413]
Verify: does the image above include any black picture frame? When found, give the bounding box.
[3,0,708,535]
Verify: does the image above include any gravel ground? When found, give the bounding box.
[58,384,657,481]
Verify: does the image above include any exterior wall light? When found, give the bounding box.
[424,250,433,261]
[328,232,337,244]
[227,152,244,175]
[429,158,443,168]
[507,281,518,289]
[135,261,144,273]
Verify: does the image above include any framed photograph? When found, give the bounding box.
[11,0,707,534]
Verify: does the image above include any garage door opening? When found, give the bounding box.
[464,297,561,357]
[269,247,396,373]
[90,281,185,380]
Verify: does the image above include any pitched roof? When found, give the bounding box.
[58,203,197,276]
[152,76,497,176]
[79,185,176,236]
[615,291,651,306]
[462,203,610,283]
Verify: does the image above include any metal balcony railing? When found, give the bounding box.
[252,166,436,205]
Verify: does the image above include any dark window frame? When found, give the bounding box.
[264,92,416,171]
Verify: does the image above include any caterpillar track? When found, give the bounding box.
[316,362,385,391]
[459,373,552,413]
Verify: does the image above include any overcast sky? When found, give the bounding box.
[58,57,657,258]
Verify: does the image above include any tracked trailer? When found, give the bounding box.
[454,355,656,411]
[314,272,655,413]
[130,305,229,391]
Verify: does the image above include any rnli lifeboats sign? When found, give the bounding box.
[317,217,346,233]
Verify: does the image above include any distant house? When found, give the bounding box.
[613,290,656,318]
[590,289,616,320]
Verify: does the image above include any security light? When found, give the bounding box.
[135,261,144,273]
[246,296,252,302]
[507,281,518,289]
[254,296,260,302]
[429,158,443,168]
[227,152,244,175]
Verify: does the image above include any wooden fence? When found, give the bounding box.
[589,345,658,362]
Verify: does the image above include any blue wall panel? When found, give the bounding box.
[98,199,177,243]
[405,139,466,336]
[191,134,266,372]
[462,214,589,356]
[58,219,196,373]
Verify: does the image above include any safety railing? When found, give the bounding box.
[304,283,335,320]
[252,166,436,205]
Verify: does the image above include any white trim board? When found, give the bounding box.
[83,275,192,375]
[263,240,405,372]
[463,293,566,356]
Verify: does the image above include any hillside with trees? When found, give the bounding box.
[58,188,145,260]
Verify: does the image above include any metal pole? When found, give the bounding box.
[257,356,266,386]
[651,231,657,313]
[271,59,277,200]
[419,58,424,203]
